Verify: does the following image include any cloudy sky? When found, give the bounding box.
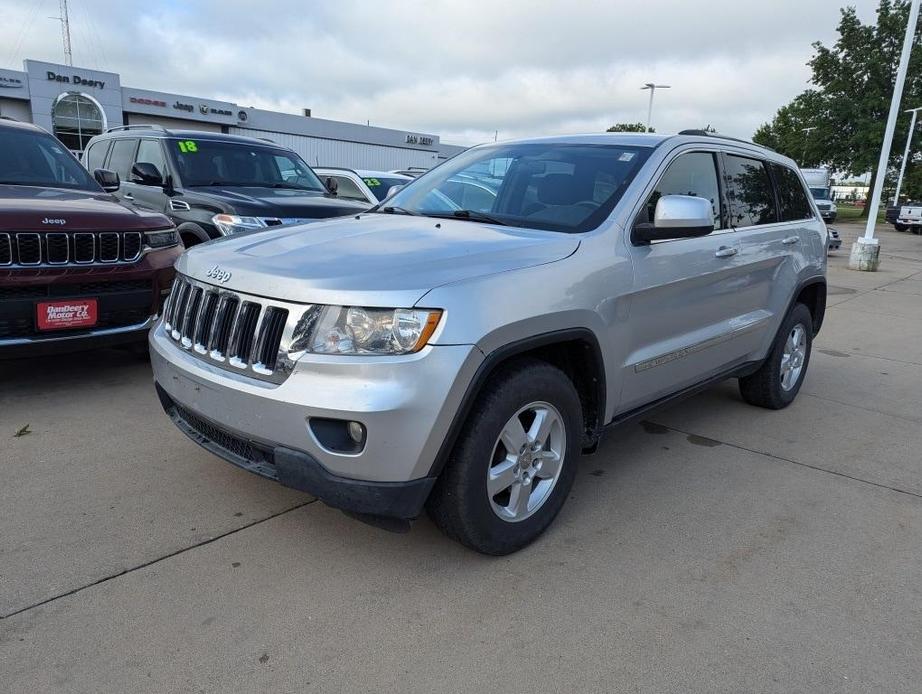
[2,0,883,145]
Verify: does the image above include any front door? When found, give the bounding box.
[619,150,762,411]
[126,138,170,214]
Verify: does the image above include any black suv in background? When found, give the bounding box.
[82,126,368,247]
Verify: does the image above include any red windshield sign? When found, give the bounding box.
[36,299,98,331]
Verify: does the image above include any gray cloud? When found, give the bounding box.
[2,0,881,144]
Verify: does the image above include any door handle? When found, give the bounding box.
[124,193,134,200]
[782,236,799,245]
[715,246,738,258]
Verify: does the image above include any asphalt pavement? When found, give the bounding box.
[1,221,920,693]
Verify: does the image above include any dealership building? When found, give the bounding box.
[0,59,465,170]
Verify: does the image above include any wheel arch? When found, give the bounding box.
[176,222,211,247]
[428,328,606,478]
[790,276,827,336]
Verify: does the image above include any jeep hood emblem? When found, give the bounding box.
[42,217,66,225]
[205,265,232,283]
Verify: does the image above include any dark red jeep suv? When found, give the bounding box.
[0,119,181,358]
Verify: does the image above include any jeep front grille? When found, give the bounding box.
[163,275,296,383]
[0,231,145,266]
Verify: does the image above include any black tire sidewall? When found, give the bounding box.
[430,360,582,555]
[766,304,813,406]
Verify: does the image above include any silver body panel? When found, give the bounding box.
[152,133,826,484]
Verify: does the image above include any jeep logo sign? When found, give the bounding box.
[205,265,232,283]
[42,217,67,225]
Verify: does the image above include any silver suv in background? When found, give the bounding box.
[151,132,827,554]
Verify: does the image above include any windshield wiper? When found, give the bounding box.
[431,209,510,226]
[376,205,421,216]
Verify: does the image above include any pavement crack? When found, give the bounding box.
[0,498,318,621]
[651,422,922,501]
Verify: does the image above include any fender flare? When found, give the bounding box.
[176,222,211,246]
[427,328,606,478]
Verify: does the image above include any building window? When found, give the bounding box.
[52,92,106,154]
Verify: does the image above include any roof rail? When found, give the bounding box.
[257,137,275,143]
[104,124,169,134]
[678,129,775,152]
[0,115,18,121]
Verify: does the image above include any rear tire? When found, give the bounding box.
[738,303,813,410]
[427,358,582,555]
[895,223,908,232]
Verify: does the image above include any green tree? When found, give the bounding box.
[753,0,922,214]
[607,122,652,133]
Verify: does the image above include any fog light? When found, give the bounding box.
[347,421,366,444]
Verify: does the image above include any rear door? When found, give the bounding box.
[620,149,751,410]
[724,154,810,352]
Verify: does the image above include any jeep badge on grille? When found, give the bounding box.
[206,265,232,283]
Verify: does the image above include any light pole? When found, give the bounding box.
[851,0,920,271]
[892,106,922,205]
[800,126,817,164]
[641,83,670,132]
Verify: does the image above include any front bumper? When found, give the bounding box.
[150,320,483,516]
[0,246,179,358]
[819,210,837,222]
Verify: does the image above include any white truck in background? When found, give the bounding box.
[800,168,837,223]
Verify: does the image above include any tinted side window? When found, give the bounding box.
[108,138,139,179]
[724,155,778,227]
[330,175,367,201]
[771,163,813,221]
[645,152,722,229]
[136,139,166,176]
[83,140,110,172]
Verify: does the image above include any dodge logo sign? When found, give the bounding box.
[206,265,232,283]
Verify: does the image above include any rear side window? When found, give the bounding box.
[724,155,778,227]
[136,139,166,177]
[107,138,139,179]
[645,152,723,229]
[83,140,110,172]
[329,175,367,201]
[770,164,813,221]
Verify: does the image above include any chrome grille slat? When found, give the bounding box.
[193,292,220,354]
[180,287,203,348]
[73,233,95,263]
[162,275,297,383]
[210,296,240,360]
[170,282,192,340]
[0,234,12,265]
[46,233,69,264]
[98,232,119,263]
[17,233,41,265]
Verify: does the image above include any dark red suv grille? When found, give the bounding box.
[0,232,144,266]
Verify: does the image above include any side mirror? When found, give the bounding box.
[131,162,164,186]
[325,176,338,195]
[632,194,714,244]
[385,184,404,198]
[94,168,120,193]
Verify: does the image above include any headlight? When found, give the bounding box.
[289,305,442,356]
[144,229,179,248]
[212,214,266,235]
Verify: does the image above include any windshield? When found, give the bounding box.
[0,128,100,191]
[169,138,325,190]
[362,175,411,202]
[382,142,652,233]
[809,187,830,200]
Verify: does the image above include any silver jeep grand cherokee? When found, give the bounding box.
[151,132,827,554]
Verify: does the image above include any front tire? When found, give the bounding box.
[427,358,582,555]
[738,303,813,410]
[895,223,908,232]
